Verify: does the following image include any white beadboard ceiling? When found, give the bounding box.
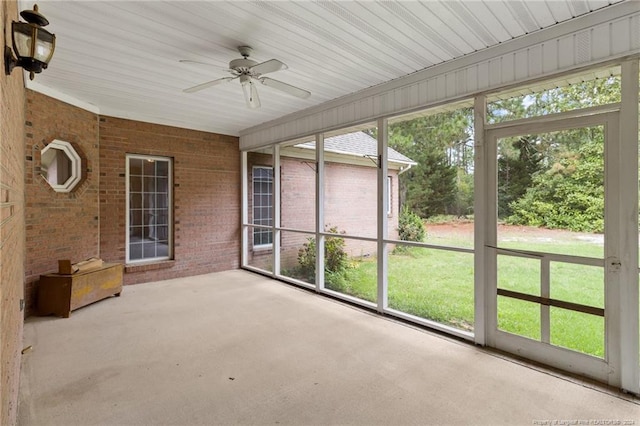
[22,0,626,137]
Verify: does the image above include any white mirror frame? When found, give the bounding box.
[40,139,82,193]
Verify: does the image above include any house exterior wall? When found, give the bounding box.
[23,98,241,313]
[1,0,26,423]
[24,91,100,316]
[99,116,240,284]
[247,152,400,273]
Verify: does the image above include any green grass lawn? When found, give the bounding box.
[326,234,606,358]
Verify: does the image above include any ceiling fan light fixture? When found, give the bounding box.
[241,75,260,109]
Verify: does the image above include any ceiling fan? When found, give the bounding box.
[181,46,311,109]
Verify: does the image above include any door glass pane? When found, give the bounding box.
[497,296,541,341]
[550,308,604,358]
[497,126,604,259]
[497,255,540,296]
[550,263,604,308]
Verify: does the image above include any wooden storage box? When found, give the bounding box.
[37,263,124,318]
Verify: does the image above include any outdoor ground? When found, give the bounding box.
[426,221,605,246]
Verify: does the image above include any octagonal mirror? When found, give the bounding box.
[40,140,82,192]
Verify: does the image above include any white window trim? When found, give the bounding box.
[125,154,173,264]
[387,176,392,217]
[252,165,274,250]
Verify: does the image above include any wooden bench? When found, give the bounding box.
[37,263,124,318]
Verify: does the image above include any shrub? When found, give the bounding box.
[297,226,348,283]
[398,206,426,242]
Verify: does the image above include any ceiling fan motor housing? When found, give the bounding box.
[229,58,258,74]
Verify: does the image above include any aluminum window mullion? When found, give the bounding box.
[474,95,489,346]
[241,152,248,267]
[377,118,389,312]
[273,145,281,277]
[316,133,325,291]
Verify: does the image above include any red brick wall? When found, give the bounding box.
[99,116,240,284]
[24,91,99,316]
[246,152,400,272]
[1,1,26,423]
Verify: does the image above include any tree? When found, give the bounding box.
[497,135,544,218]
[489,76,618,231]
[507,130,604,232]
[389,108,473,218]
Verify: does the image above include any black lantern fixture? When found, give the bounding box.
[4,4,55,80]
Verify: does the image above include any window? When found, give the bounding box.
[126,155,172,263]
[252,166,273,248]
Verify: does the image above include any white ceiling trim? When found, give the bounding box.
[26,81,100,114]
[240,0,639,150]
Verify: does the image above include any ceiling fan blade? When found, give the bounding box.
[183,77,235,93]
[241,78,261,109]
[179,59,217,67]
[259,77,311,99]
[250,59,288,75]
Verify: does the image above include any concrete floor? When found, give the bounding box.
[19,270,640,425]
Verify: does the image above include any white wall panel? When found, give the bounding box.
[558,35,574,69]
[514,50,529,81]
[591,25,611,59]
[633,15,640,50]
[501,55,515,85]
[612,17,632,54]
[576,30,593,62]
[477,62,490,90]
[528,45,544,76]
[456,70,468,97]
[240,3,640,150]
[489,59,502,87]
[543,41,559,74]
[434,75,445,100]
[417,81,428,107]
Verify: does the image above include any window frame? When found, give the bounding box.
[125,154,173,264]
[252,165,274,250]
[387,176,392,217]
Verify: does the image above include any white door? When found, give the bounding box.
[484,111,621,385]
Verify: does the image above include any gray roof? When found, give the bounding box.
[297,131,416,165]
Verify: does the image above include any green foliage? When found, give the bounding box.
[296,226,348,283]
[488,77,618,231]
[454,171,474,217]
[398,206,426,242]
[507,134,604,233]
[488,77,621,124]
[389,108,473,218]
[497,135,544,218]
[343,235,604,356]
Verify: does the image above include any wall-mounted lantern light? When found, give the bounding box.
[4,4,55,80]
